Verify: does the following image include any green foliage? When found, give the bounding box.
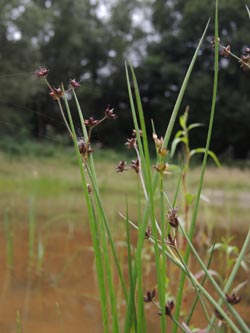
[35,2,250,329]
[171,108,220,167]
[141,0,250,158]
[1,0,250,158]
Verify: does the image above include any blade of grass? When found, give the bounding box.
[186,245,215,325]
[16,311,21,333]
[179,224,249,333]
[72,88,127,300]
[173,6,217,330]
[124,196,137,332]
[95,196,119,333]
[127,64,167,332]
[207,228,250,332]
[4,210,14,271]
[28,197,36,270]
[162,19,210,150]
[124,19,210,332]
[62,87,109,333]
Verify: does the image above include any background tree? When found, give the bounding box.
[140,0,250,158]
[0,0,249,158]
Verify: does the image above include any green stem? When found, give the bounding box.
[173,6,218,330]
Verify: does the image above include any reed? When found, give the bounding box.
[35,1,250,332]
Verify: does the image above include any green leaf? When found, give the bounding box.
[190,148,221,167]
[187,123,203,131]
[179,114,186,129]
[170,137,184,157]
[175,130,184,139]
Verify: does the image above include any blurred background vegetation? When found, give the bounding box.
[0,0,250,159]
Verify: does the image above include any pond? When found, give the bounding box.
[0,224,249,333]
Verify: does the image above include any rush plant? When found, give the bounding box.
[36,1,250,332]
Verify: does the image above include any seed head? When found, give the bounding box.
[105,106,117,120]
[226,293,241,305]
[116,160,127,173]
[144,226,152,239]
[240,54,250,71]
[153,133,167,157]
[70,78,80,88]
[211,36,220,48]
[214,308,224,320]
[78,139,93,157]
[158,300,174,317]
[153,162,171,175]
[166,233,176,248]
[221,45,231,58]
[165,300,174,316]
[84,116,99,127]
[143,289,156,303]
[125,137,137,149]
[35,67,49,77]
[130,159,140,173]
[167,208,179,228]
[49,87,63,100]
[132,129,143,137]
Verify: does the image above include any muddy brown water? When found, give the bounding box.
[0,226,249,333]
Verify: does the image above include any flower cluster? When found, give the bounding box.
[143,289,156,303]
[240,48,250,71]
[167,208,179,229]
[35,67,49,77]
[226,293,241,305]
[153,133,167,157]
[211,37,250,71]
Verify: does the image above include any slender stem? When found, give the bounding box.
[134,144,148,200]
[173,8,218,331]
[57,99,73,138]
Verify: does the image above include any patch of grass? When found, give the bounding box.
[0,151,249,231]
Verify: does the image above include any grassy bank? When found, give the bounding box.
[0,150,249,232]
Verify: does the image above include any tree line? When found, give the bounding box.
[0,0,249,158]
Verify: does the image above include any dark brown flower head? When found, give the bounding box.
[211,36,220,48]
[130,159,140,173]
[226,293,241,305]
[78,139,93,157]
[125,137,137,149]
[49,87,63,100]
[167,208,179,228]
[165,300,174,316]
[70,78,80,88]
[35,67,49,77]
[221,45,231,58]
[87,184,92,194]
[166,233,176,248]
[84,116,99,127]
[214,308,224,320]
[143,289,156,303]
[240,54,250,71]
[159,300,174,317]
[132,129,143,137]
[116,160,127,173]
[105,106,117,119]
[144,226,152,239]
